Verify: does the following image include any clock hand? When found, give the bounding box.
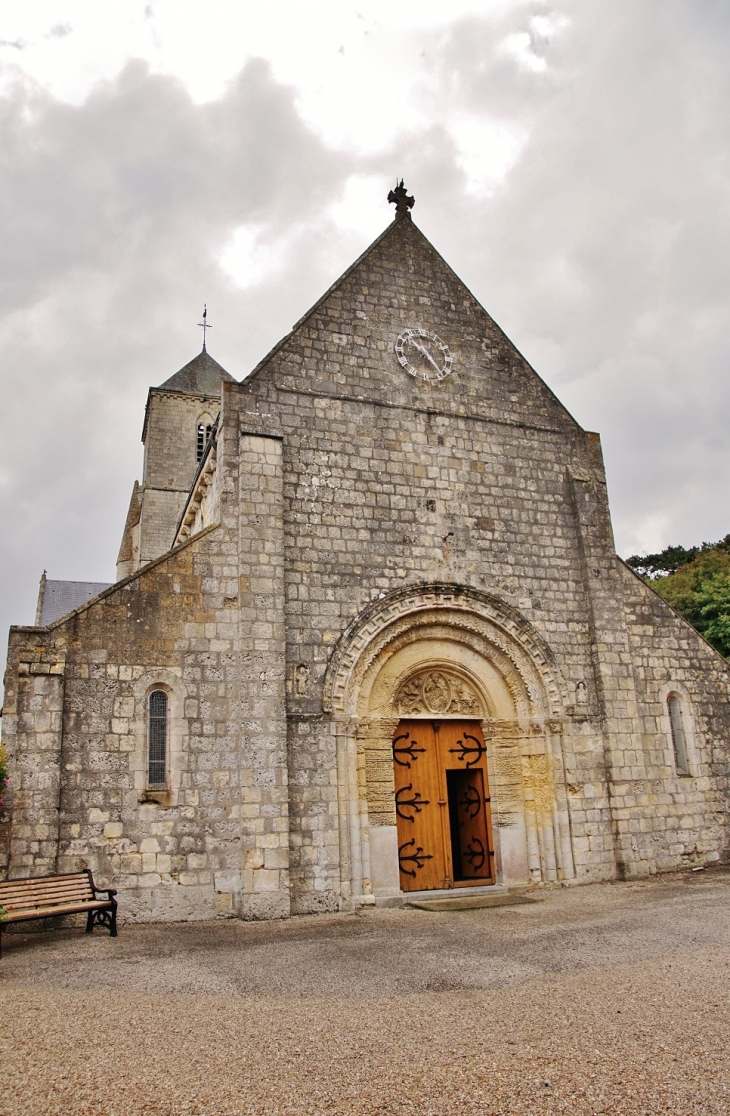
[410,338,442,376]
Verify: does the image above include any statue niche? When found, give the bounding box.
[394,668,483,717]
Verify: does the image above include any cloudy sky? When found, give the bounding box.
[1,0,729,645]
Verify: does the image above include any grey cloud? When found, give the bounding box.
[0,59,354,644]
[1,0,729,662]
[401,1,730,553]
[0,59,345,312]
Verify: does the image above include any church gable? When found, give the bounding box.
[243,213,578,435]
[3,187,730,925]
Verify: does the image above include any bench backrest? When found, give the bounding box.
[0,871,95,914]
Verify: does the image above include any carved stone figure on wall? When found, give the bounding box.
[295,664,310,696]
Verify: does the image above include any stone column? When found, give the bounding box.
[238,431,290,919]
[546,721,577,881]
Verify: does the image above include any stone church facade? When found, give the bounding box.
[2,196,729,921]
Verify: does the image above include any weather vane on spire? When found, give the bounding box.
[198,304,212,351]
[388,179,415,218]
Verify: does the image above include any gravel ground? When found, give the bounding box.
[1,870,730,1115]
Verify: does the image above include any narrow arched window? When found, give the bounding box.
[667,693,690,775]
[148,690,168,787]
[196,423,212,463]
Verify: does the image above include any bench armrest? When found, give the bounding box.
[85,871,117,901]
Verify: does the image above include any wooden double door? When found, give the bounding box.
[393,720,495,892]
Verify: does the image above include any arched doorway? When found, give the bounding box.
[323,584,575,906]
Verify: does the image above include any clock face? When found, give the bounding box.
[395,328,453,382]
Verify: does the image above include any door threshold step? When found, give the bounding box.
[406,890,538,912]
[374,884,514,908]
[405,884,508,902]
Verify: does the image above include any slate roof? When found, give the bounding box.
[157,348,236,395]
[37,580,112,626]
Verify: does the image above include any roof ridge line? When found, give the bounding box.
[15,524,219,632]
[241,215,405,385]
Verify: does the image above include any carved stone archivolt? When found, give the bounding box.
[323,582,565,719]
[394,669,483,716]
[360,618,516,718]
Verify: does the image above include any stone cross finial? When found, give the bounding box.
[388,179,415,217]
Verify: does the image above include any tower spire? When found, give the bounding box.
[197,304,212,351]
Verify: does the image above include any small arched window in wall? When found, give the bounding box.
[148,689,168,788]
[196,423,213,463]
[667,692,690,776]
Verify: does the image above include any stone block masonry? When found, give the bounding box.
[118,382,229,580]
[4,653,65,876]
[237,432,290,918]
[3,530,251,919]
[2,207,729,920]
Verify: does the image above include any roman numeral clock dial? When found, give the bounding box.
[395,328,453,382]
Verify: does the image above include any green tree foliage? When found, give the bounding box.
[625,534,730,578]
[626,535,730,658]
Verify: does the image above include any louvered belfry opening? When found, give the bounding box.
[196,423,212,463]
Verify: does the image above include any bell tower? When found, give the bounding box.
[116,346,235,580]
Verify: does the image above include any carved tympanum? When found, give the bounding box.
[394,669,483,716]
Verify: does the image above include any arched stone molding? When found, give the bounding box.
[657,680,700,779]
[323,585,575,907]
[355,616,540,724]
[324,583,565,719]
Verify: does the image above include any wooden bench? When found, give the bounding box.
[0,870,117,956]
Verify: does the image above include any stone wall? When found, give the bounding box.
[116,480,142,581]
[225,217,613,904]
[138,486,189,566]
[236,428,290,918]
[2,651,65,877]
[619,563,730,871]
[3,212,729,919]
[142,390,217,493]
[135,389,221,568]
[229,214,729,905]
[3,525,248,919]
